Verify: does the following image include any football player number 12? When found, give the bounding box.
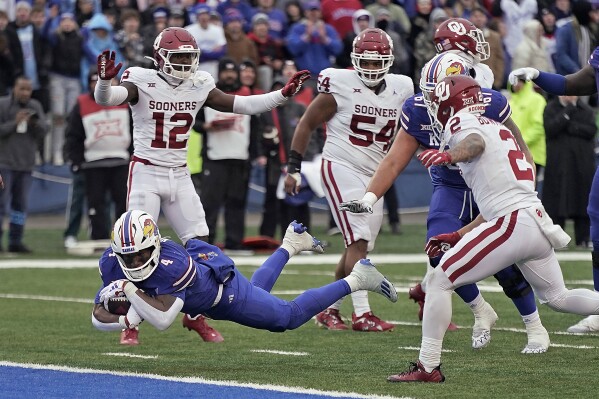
[151,112,193,149]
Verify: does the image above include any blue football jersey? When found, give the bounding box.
[400,89,511,188]
[589,46,599,92]
[96,240,227,315]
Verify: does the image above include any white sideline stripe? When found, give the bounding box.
[250,350,309,356]
[103,353,158,359]
[0,252,591,269]
[397,346,455,353]
[0,361,412,399]
[550,344,596,349]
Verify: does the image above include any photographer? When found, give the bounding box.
[0,76,48,253]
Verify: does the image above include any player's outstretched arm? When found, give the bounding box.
[205,70,311,114]
[509,64,596,96]
[284,93,337,195]
[94,50,137,106]
[446,133,485,163]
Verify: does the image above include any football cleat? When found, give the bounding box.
[471,302,498,349]
[282,221,325,256]
[522,325,550,354]
[315,308,348,330]
[409,283,458,331]
[182,314,224,343]
[351,312,394,332]
[566,315,599,334]
[350,259,398,302]
[120,327,139,346]
[387,361,445,383]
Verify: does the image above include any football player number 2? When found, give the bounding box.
[499,129,534,181]
[349,115,395,151]
[151,112,192,149]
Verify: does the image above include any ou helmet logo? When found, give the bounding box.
[447,21,466,35]
[435,81,451,102]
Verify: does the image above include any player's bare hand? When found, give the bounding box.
[97,50,122,80]
[418,149,452,168]
[339,199,373,214]
[425,232,462,258]
[284,173,301,195]
[282,70,311,97]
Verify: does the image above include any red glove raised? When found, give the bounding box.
[418,149,452,168]
[424,232,462,258]
[281,70,311,97]
[97,50,122,80]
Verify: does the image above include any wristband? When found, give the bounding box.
[287,150,303,174]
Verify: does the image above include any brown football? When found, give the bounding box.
[105,297,131,315]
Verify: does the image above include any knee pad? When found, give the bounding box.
[493,266,532,299]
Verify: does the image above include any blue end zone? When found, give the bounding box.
[0,364,383,399]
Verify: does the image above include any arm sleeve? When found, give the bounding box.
[91,312,123,332]
[124,284,184,331]
[232,90,287,114]
[94,79,129,106]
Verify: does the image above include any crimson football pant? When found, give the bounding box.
[205,248,351,332]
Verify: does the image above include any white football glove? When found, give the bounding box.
[99,279,129,308]
[508,67,540,86]
[338,199,373,214]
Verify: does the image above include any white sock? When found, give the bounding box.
[186,314,200,320]
[329,298,343,311]
[466,293,486,316]
[522,310,542,330]
[351,290,371,316]
[419,336,443,372]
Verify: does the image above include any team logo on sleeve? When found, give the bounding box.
[198,252,218,261]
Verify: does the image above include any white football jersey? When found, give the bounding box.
[317,68,413,175]
[121,67,216,167]
[445,112,539,221]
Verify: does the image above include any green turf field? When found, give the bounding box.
[0,222,597,399]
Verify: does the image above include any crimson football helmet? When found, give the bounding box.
[111,210,162,282]
[429,75,486,129]
[351,28,394,87]
[153,27,200,80]
[434,18,490,63]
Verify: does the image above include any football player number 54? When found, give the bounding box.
[151,112,193,149]
[349,114,395,152]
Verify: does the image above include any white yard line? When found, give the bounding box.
[103,353,158,359]
[250,350,309,356]
[397,346,456,353]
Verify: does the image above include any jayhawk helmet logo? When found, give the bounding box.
[143,219,157,238]
[446,62,465,76]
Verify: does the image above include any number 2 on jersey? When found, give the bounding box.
[349,115,396,152]
[499,128,534,181]
[151,112,193,149]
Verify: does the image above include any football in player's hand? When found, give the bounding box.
[105,297,131,315]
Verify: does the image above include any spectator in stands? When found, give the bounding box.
[540,8,558,72]
[102,0,139,31]
[141,7,169,61]
[217,0,255,32]
[30,5,46,30]
[44,12,83,166]
[140,0,169,27]
[284,1,304,26]
[366,0,411,36]
[186,4,226,80]
[6,1,50,112]
[551,0,572,23]
[321,0,363,39]
[248,12,285,91]
[75,0,96,28]
[286,1,342,77]
[81,13,125,92]
[407,0,433,48]
[168,5,187,28]
[446,0,480,19]
[493,0,537,60]
[543,95,597,248]
[554,0,598,76]
[64,71,131,240]
[254,0,288,42]
[508,79,547,186]
[196,58,265,255]
[374,7,411,76]
[239,59,264,94]
[0,17,13,96]
[512,19,551,75]
[224,9,260,66]
[115,9,150,69]
[337,9,374,70]
[0,76,48,253]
